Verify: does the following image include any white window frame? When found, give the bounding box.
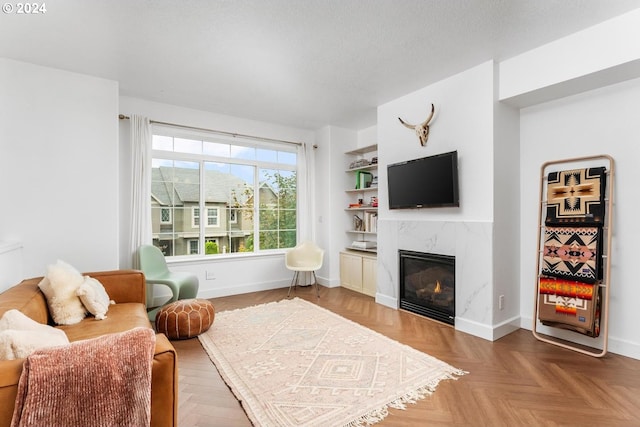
[151,126,299,258]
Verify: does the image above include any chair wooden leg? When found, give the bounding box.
[287,271,299,298]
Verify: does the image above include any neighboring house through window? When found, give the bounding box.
[150,127,298,257]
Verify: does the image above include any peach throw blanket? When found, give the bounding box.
[11,327,155,427]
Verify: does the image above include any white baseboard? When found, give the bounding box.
[608,337,640,360]
[373,295,519,342]
[454,317,495,341]
[375,293,397,309]
[425,315,520,342]
[198,279,290,299]
[491,316,521,340]
[152,275,338,304]
[322,277,342,288]
[521,315,640,360]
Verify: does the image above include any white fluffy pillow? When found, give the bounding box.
[0,309,69,360]
[76,276,114,320]
[38,260,87,325]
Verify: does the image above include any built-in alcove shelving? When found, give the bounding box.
[341,144,378,295]
[344,144,378,254]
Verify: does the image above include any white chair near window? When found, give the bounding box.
[285,241,324,298]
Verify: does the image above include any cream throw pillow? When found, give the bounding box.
[38,260,87,325]
[0,309,69,360]
[77,276,114,320]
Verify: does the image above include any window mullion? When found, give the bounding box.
[254,165,260,251]
[199,160,205,255]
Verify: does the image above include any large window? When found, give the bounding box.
[151,128,298,257]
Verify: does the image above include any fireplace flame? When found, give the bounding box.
[434,280,442,294]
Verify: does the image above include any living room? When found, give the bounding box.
[3,1,639,356]
[2,2,640,425]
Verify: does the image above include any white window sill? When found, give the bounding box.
[165,249,286,265]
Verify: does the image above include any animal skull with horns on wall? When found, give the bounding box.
[398,103,435,146]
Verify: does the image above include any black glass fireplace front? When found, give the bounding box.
[399,250,455,325]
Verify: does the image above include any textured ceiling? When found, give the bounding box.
[2,0,639,129]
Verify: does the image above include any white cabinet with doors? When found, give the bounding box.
[340,250,376,297]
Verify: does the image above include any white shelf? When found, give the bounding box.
[346,187,378,193]
[346,164,378,173]
[345,247,377,254]
[345,207,378,211]
[344,144,377,156]
[346,230,377,235]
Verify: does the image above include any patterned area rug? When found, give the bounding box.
[198,298,466,426]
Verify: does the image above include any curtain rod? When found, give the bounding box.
[118,114,310,147]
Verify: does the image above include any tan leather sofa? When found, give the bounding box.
[0,270,177,427]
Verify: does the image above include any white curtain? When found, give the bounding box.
[129,115,152,269]
[297,142,315,243]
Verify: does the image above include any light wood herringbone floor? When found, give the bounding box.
[173,286,640,427]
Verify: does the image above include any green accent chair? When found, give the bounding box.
[138,244,199,321]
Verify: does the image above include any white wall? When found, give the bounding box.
[500,8,640,107]
[118,96,318,298]
[0,242,23,292]
[357,125,377,147]
[376,61,519,340]
[0,58,119,278]
[314,125,359,287]
[492,69,521,327]
[314,126,332,284]
[378,61,495,224]
[519,76,640,359]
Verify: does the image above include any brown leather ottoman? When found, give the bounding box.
[155,299,215,340]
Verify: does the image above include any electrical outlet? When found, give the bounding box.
[205,271,216,280]
[499,295,505,310]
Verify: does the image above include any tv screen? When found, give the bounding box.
[387,151,459,209]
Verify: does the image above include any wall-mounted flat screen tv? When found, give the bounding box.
[388,150,459,209]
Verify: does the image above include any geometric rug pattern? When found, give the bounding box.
[199,298,465,426]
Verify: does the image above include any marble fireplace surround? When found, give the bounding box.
[377,219,495,340]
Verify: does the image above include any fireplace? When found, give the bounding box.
[399,250,455,325]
